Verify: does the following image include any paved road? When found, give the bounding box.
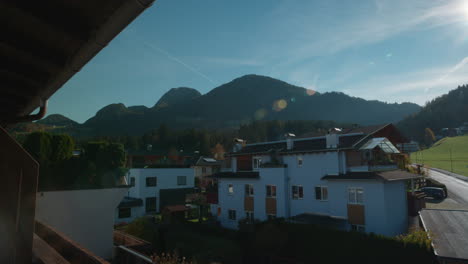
[427,169,468,207]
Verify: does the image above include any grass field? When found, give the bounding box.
[411,135,468,177]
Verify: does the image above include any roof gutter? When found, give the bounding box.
[12,0,155,124]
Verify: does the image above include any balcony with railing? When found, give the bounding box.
[346,138,401,173]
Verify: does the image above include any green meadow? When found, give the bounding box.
[411,135,468,177]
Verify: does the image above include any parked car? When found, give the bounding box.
[419,187,446,199]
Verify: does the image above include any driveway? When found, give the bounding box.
[425,169,468,210]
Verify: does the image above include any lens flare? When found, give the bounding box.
[273,99,288,112]
[254,108,268,120]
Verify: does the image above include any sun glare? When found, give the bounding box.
[462,1,468,18]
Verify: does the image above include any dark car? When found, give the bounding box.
[419,187,446,199]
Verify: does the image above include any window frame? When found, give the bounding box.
[348,187,364,205]
[292,185,304,200]
[177,176,187,186]
[145,177,157,187]
[297,156,303,167]
[245,184,254,197]
[315,186,328,201]
[266,185,277,198]
[145,197,157,213]
[130,177,135,187]
[350,224,366,232]
[228,209,237,221]
[253,157,262,169]
[118,207,131,218]
[228,184,234,195]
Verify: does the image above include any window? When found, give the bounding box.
[228,184,234,195]
[145,197,157,213]
[146,177,157,187]
[228,209,236,220]
[292,185,304,199]
[297,156,303,167]
[177,176,187,185]
[351,224,365,232]
[130,177,135,187]
[217,207,221,217]
[266,185,276,198]
[315,186,328,201]
[245,211,254,223]
[118,207,131,218]
[253,157,262,169]
[245,184,254,197]
[348,187,364,204]
[202,167,207,173]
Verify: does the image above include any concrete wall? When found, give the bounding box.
[217,167,287,229]
[35,187,128,259]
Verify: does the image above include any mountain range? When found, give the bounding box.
[36,74,423,137]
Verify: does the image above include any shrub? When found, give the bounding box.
[125,217,158,244]
[396,229,432,251]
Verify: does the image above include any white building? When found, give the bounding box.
[210,124,420,236]
[115,168,195,224]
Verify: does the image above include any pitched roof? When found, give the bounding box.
[231,134,366,156]
[195,156,222,166]
[233,141,287,155]
[322,170,422,182]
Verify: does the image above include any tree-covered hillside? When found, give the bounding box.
[397,84,468,142]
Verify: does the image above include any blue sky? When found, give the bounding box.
[49,0,468,123]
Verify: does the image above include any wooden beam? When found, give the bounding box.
[33,234,70,264]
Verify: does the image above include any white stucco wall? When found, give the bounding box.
[327,179,408,236]
[383,181,408,236]
[217,167,287,229]
[285,152,341,217]
[35,187,128,259]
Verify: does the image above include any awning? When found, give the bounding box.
[359,137,400,154]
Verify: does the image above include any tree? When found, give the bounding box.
[424,128,436,146]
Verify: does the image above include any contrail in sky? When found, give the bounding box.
[143,41,217,85]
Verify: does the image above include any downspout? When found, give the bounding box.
[13,99,48,123]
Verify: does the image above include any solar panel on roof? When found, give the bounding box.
[203,158,217,162]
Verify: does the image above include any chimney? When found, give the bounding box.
[326,128,341,149]
[285,133,296,150]
[233,138,245,152]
